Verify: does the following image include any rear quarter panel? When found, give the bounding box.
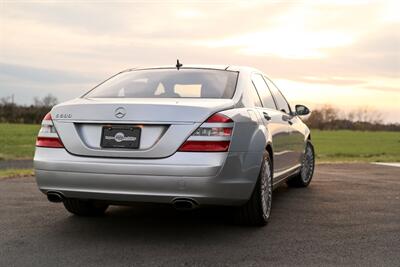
[220,108,269,153]
[215,108,269,199]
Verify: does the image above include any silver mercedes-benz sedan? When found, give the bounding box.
[34,64,315,226]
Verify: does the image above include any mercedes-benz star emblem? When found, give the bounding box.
[115,107,126,119]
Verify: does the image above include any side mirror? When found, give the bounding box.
[295,104,310,116]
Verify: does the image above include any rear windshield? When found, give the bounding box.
[84,68,238,99]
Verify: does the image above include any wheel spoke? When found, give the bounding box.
[261,159,272,219]
[301,144,314,183]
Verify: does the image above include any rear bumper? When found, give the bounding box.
[34,148,263,206]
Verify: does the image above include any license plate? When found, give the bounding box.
[101,126,141,149]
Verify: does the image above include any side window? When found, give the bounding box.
[249,84,263,107]
[264,77,291,114]
[251,74,277,110]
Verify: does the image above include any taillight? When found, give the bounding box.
[178,113,233,152]
[205,113,233,123]
[36,137,64,148]
[36,113,64,148]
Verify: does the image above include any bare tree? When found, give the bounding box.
[303,104,390,130]
[0,96,12,105]
[33,94,58,107]
[352,106,382,123]
[319,105,339,122]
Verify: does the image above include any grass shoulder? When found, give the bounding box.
[0,169,34,179]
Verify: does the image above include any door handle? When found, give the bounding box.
[263,112,272,121]
[282,114,293,125]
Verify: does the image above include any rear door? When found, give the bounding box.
[251,73,293,175]
[264,77,304,167]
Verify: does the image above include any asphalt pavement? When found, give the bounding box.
[0,159,33,169]
[0,163,399,266]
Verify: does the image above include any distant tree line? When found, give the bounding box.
[0,97,399,131]
[303,105,400,131]
[0,94,58,124]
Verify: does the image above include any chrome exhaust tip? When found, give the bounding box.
[172,198,198,210]
[47,192,64,203]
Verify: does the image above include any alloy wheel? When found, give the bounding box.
[301,143,315,183]
[260,159,272,220]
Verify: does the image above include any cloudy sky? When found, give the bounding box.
[0,0,399,122]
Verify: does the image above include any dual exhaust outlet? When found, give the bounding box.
[47,192,198,210]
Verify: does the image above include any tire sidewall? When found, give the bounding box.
[301,141,315,186]
[259,152,273,222]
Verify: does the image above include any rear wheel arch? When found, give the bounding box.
[236,150,272,226]
[265,144,273,171]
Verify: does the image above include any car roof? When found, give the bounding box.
[122,64,261,73]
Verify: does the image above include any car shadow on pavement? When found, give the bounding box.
[53,186,301,243]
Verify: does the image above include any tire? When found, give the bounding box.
[287,140,315,188]
[63,198,108,216]
[236,151,273,226]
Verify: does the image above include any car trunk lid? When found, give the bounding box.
[51,98,235,158]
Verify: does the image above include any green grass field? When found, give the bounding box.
[0,123,40,160]
[312,130,400,162]
[0,123,399,162]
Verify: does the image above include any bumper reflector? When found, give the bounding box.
[178,141,230,152]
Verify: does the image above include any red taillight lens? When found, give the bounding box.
[43,112,52,121]
[36,112,64,148]
[206,113,233,123]
[223,128,232,135]
[178,112,233,152]
[36,137,64,148]
[178,141,230,152]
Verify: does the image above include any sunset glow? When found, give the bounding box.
[0,0,399,122]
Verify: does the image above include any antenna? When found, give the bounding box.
[176,59,182,70]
